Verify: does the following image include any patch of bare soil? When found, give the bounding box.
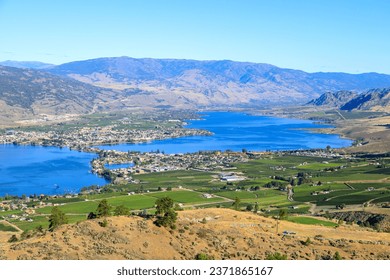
[0,209,389,260]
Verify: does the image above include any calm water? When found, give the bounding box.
[104,163,135,170]
[0,112,352,197]
[98,112,352,154]
[0,145,107,197]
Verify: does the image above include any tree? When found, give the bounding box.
[246,204,253,211]
[154,196,177,229]
[232,196,241,210]
[114,205,130,216]
[279,208,288,220]
[87,212,97,219]
[48,206,68,231]
[96,199,112,218]
[254,202,259,213]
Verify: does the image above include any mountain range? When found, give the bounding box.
[46,57,390,107]
[0,60,53,69]
[308,88,390,111]
[1,57,390,124]
[0,65,119,124]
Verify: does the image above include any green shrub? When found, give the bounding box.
[265,252,288,260]
[195,253,214,260]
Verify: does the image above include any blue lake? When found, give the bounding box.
[0,145,107,197]
[98,112,352,153]
[104,163,135,170]
[0,111,352,197]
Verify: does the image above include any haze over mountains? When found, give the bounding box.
[1,56,390,124]
[0,60,54,69]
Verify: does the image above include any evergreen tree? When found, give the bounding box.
[154,197,177,229]
[114,204,130,216]
[96,199,112,217]
[232,196,241,210]
[254,202,259,213]
[48,206,68,231]
[279,208,288,220]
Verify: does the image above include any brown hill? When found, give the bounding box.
[48,57,390,108]
[308,88,390,111]
[0,65,121,125]
[1,209,389,260]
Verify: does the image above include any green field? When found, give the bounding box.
[12,214,87,231]
[287,216,338,227]
[134,170,219,189]
[145,190,225,204]
[36,201,99,215]
[11,215,50,231]
[0,222,19,232]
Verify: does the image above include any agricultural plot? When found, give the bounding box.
[134,170,219,189]
[287,216,338,227]
[315,165,390,182]
[317,191,389,206]
[105,195,157,209]
[145,190,224,204]
[0,222,19,232]
[11,214,89,231]
[36,200,99,215]
[11,215,49,231]
[4,154,389,231]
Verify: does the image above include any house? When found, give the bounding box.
[220,173,244,182]
[202,193,213,199]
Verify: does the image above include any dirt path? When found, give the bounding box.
[306,202,317,214]
[334,178,390,184]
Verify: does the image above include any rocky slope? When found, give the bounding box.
[0,65,122,124]
[341,88,390,111]
[308,88,390,111]
[329,211,390,232]
[307,90,358,107]
[1,209,389,260]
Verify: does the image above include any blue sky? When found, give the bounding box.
[0,0,389,73]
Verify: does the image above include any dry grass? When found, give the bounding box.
[1,208,389,260]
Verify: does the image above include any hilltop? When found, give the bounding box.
[1,209,389,260]
[0,60,54,69]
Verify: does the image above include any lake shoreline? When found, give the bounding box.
[0,111,353,197]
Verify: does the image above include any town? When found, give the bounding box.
[0,125,212,151]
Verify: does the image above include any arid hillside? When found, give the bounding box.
[1,209,389,260]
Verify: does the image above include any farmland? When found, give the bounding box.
[1,152,389,232]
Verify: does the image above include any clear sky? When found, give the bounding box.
[0,0,389,73]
